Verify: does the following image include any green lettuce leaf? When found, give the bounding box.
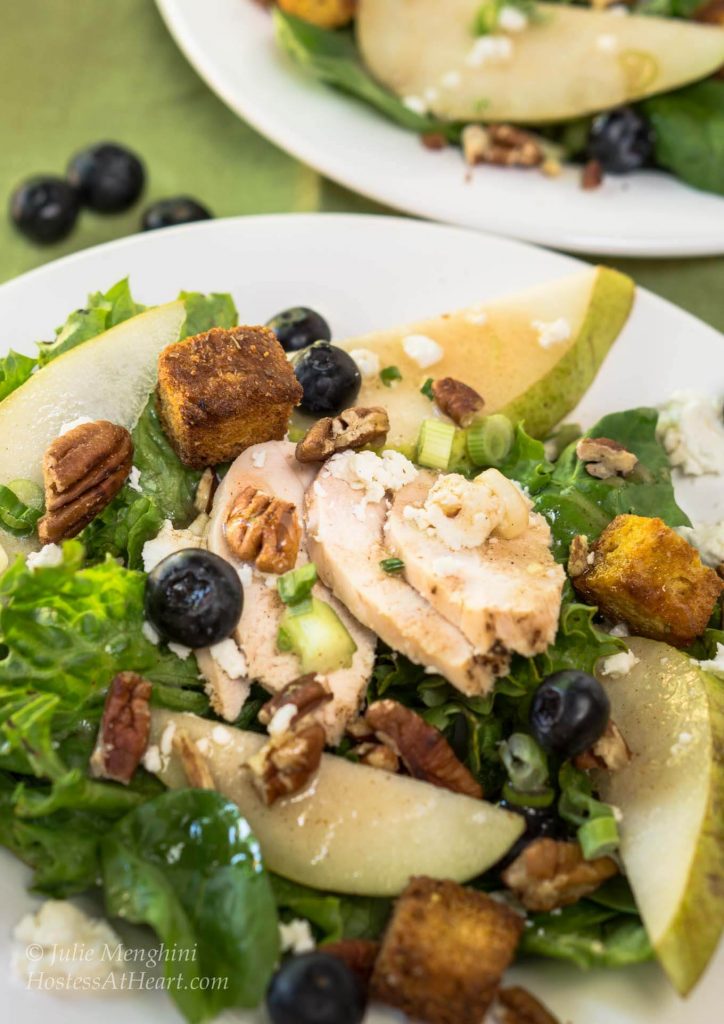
[103,789,279,1023]
[274,10,457,138]
[178,291,238,338]
[271,874,391,943]
[642,81,724,197]
[520,900,653,968]
[0,349,36,401]
[36,278,146,367]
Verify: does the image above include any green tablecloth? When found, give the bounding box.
[1,0,722,332]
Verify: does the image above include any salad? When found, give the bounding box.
[268,0,724,195]
[0,273,722,1024]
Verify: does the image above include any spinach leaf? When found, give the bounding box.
[271,874,391,943]
[520,900,653,968]
[0,349,36,401]
[274,10,458,139]
[642,81,724,196]
[103,789,279,1023]
[36,278,146,367]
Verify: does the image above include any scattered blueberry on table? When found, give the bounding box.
[141,196,212,231]
[10,176,80,243]
[67,142,145,213]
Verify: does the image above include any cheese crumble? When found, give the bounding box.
[402,333,444,369]
[325,450,418,506]
[600,649,639,677]
[349,348,381,380]
[532,317,571,350]
[210,637,248,679]
[657,392,724,475]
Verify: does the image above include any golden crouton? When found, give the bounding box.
[574,514,722,646]
[277,0,356,30]
[156,326,302,468]
[370,877,524,1024]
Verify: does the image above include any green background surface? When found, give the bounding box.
[0,0,722,332]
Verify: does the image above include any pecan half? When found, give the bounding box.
[225,484,301,573]
[497,986,560,1024]
[296,406,390,463]
[247,723,325,805]
[576,436,638,480]
[352,741,400,774]
[581,159,604,191]
[365,699,482,799]
[323,939,380,989]
[432,378,484,428]
[462,123,543,168]
[567,534,590,578]
[38,420,133,543]
[695,0,724,25]
[501,838,617,911]
[258,675,332,729]
[173,729,215,789]
[90,672,152,785]
[574,720,631,772]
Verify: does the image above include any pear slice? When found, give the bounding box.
[0,301,185,560]
[333,266,633,451]
[596,637,724,995]
[357,0,724,123]
[149,710,524,896]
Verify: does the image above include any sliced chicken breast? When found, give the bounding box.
[387,474,565,657]
[305,470,505,695]
[207,441,376,743]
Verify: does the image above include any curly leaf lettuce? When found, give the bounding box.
[103,790,279,1023]
[0,349,36,401]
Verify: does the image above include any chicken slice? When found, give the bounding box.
[387,474,565,657]
[206,441,375,743]
[305,471,504,696]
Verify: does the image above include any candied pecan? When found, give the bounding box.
[247,723,325,805]
[225,483,301,573]
[258,675,332,728]
[462,123,544,167]
[323,939,380,988]
[501,838,617,911]
[497,986,560,1024]
[581,159,604,190]
[567,534,590,578]
[695,0,724,24]
[574,720,631,772]
[353,741,400,774]
[90,672,152,784]
[365,700,482,798]
[432,378,484,427]
[38,420,133,543]
[421,132,448,151]
[296,406,389,463]
[576,436,638,479]
[172,729,216,789]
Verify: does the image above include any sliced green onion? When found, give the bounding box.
[380,557,405,575]
[0,483,43,536]
[417,418,455,471]
[420,377,434,400]
[8,479,43,510]
[578,814,620,860]
[502,782,555,809]
[466,414,514,467]
[277,562,317,606]
[380,365,402,387]
[277,597,357,674]
[500,732,549,792]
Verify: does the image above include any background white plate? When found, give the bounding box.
[154,0,724,258]
[0,215,721,1024]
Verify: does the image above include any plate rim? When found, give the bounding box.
[154,0,724,259]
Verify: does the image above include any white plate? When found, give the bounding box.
[0,214,721,1024]
[154,0,724,257]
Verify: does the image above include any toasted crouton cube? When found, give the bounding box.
[370,877,523,1024]
[156,326,302,468]
[574,514,722,646]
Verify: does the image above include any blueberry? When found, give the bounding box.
[10,177,80,244]
[141,197,212,231]
[145,550,243,648]
[530,670,610,759]
[587,107,655,174]
[67,142,145,213]
[267,306,332,353]
[266,953,365,1024]
[294,342,361,415]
